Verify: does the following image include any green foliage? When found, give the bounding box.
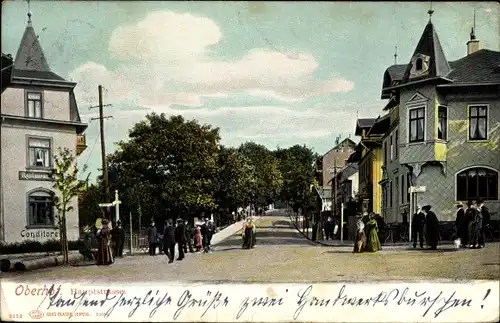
[78,183,104,228]
[52,147,88,264]
[107,113,220,221]
[214,146,256,215]
[275,145,318,214]
[238,142,283,207]
[0,240,80,255]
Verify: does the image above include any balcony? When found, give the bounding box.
[76,135,87,156]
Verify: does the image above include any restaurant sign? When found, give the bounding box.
[18,171,53,181]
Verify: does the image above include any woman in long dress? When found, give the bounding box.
[422,205,440,250]
[365,213,381,252]
[96,219,114,265]
[242,218,255,249]
[194,226,202,252]
[353,214,366,253]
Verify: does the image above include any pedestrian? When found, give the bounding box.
[422,205,439,250]
[469,203,483,249]
[174,218,186,260]
[96,219,114,265]
[464,200,476,247]
[163,219,175,263]
[111,220,125,258]
[325,217,334,240]
[476,199,489,248]
[242,217,256,249]
[411,206,426,249]
[201,217,215,253]
[455,202,466,247]
[353,213,366,253]
[148,221,157,256]
[194,226,203,252]
[184,220,194,253]
[364,213,381,252]
[374,213,385,242]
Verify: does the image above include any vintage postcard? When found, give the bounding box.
[1,1,499,322]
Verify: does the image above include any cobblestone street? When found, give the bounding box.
[2,210,499,283]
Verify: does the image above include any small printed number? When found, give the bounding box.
[9,314,23,319]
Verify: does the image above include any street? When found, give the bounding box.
[2,209,499,283]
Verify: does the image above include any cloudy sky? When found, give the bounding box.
[2,1,499,180]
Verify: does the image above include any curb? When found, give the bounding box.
[287,213,338,247]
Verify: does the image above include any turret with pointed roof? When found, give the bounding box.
[401,12,451,84]
[12,12,67,82]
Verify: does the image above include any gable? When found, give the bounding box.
[406,92,428,103]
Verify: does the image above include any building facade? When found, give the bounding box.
[0,15,87,244]
[315,137,356,211]
[378,15,500,222]
[348,119,384,214]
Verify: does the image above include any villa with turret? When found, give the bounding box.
[0,13,87,244]
[350,11,500,223]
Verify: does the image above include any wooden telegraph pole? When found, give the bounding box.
[331,157,338,219]
[89,85,113,201]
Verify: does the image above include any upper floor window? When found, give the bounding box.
[26,92,43,119]
[28,137,51,168]
[469,105,488,141]
[27,189,55,227]
[409,107,425,143]
[438,106,448,140]
[456,167,498,201]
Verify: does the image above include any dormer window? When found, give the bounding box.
[26,91,43,118]
[415,58,423,71]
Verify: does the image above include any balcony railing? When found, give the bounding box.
[76,135,87,155]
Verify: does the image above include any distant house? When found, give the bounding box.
[314,137,356,211]
[377,15,500,222]
[347,118,385,214]
[0,15,88,243]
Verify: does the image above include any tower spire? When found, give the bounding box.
[27,0,32,25]
[470,8,476,40]
[394,46,398,64]
[428,2,434,21]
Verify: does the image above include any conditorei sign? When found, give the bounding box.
[18,171,53,181]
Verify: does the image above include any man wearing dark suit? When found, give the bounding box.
[411,206,426,249]
[477,199,490,248]
[174,219,186,260]
[163,219,176,263]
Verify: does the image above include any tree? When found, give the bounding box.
[78,183,103,228]
[275,145,318,214]
[214,146,256,221]
[238,142,283,208]
[52,147,89,264]
[107,113,220,222]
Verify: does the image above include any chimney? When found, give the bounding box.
[467,10,480,55]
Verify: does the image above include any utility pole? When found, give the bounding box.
[89,85,113,202]
[332,157,338,218]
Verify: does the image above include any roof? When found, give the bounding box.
[367,113,390,136]
[444,49,500,85]
[401,20,451,84]
[355,118,377,136]
[322,137,357,157]
[13,21,66,82]
[2,53,14,92]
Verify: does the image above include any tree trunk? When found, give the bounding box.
[61,212,69,265]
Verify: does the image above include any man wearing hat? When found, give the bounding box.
[455,202,466,247]
[163,219,176,263]
[476,199,490,248]
[411,205,426,249]
[201,217,215,253]
[174,218,186,260]
[148,221,157,256]
[422,205,439,250]
[111,220,125,258]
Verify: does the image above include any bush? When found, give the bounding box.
[0,239,80,255]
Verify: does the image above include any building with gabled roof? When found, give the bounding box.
[377,10,500,224]
[1,12,88,244]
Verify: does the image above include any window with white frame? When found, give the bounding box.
[437,106,448,140]
[28,137,51,168]
[28,189,55,226]
[409,107,425,143]
[468,105,488,141]
[27,92,43,118]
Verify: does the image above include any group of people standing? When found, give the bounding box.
[149,217,217,263]
[353,212,381,253]
[455,199,490,249]
[411,205,440,250]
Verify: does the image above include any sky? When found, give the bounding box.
[2,1,499,181]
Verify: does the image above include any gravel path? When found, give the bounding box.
[2,210,499,283]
